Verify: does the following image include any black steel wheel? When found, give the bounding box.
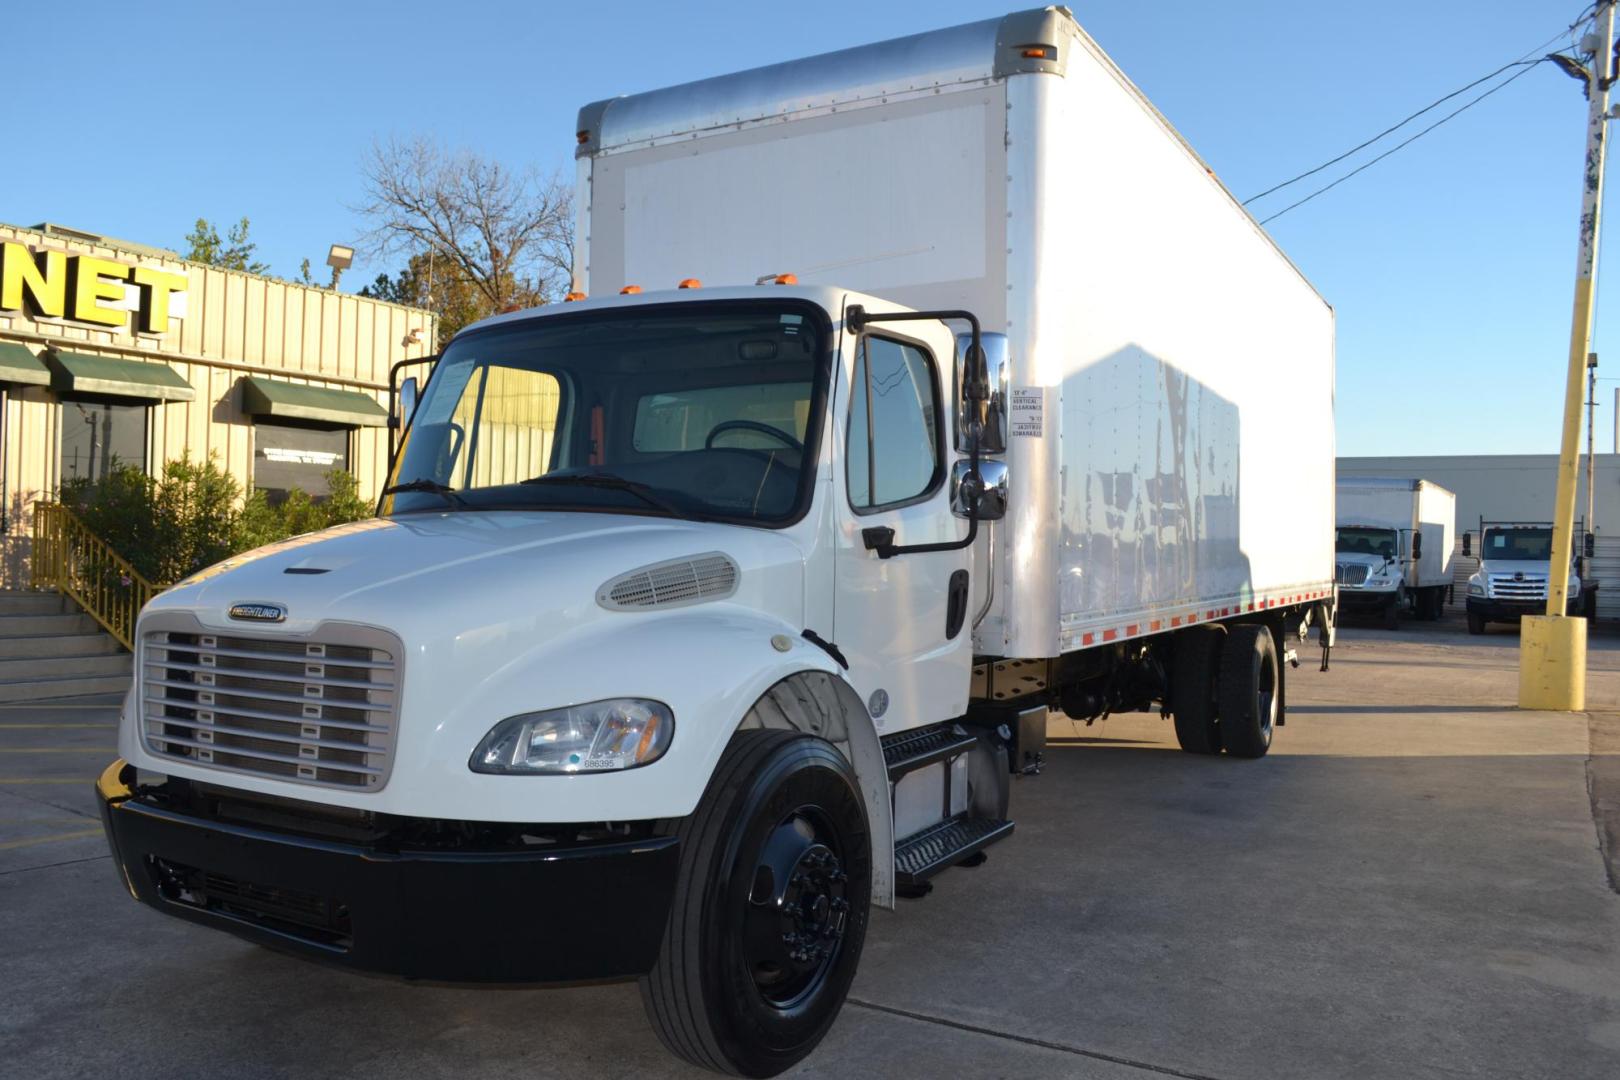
[1170,625,1225,755]
[641,729,871,1078]
[1467,612,1486,635]
[1218,624,1279,759]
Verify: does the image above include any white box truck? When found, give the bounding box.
[1334,477,1456,628]
[97,9,1336,1076]
[1463,519,1595,632]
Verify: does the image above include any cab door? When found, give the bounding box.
[831,299,974,734]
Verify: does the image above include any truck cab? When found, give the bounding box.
[1334,524,1408,628]
[1464,522,1591,634]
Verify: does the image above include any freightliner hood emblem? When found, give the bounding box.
[229,602,287,622]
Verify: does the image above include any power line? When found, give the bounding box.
[1257,60,1548,226]
[1244,4,1598,210]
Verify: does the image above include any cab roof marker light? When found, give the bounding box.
[773,273,797,285]
[678,278,701,289]
[563,291,586,302]
[620,285,642,295]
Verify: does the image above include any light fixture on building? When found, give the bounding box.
[326,244,355,290]
[404,327,424,346]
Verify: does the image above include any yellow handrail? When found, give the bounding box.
[31,502,161,651]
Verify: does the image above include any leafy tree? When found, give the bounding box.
[359,251,485,344]
[183,216,271,275]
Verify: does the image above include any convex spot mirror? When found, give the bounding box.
[954,332,1009,454]
[951,459,1008,521]
[398,376,420,431]
[1462,532,1472,558]
[1586,532,1597,558]
[1412,532,1422,559]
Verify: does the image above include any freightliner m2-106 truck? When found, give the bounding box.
[1334,477,1456,628]
[96,9,1336,1076]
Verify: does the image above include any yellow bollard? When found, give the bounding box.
[1518,615,1587,711]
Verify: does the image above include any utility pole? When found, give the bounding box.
[1588,352,1598,538]
[1522,0,1617,711]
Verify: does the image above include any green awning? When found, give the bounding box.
[0,342,50,387]
[47,349,195,402]
[240,375,387,428]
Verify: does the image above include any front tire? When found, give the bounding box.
[1467,612,1486,635]
[1218,625,1279,759]
[641,729,871,1078]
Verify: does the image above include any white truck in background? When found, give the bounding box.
[1464,520,1595,633]
[97,9,1337,1076]
[1334,477,1455,628]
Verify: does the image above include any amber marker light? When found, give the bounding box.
[563,291,586,302]
[678,278,702,289]
[773,273,798,285]
[620,285,642,295]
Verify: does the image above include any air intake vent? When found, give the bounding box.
[598,552,739,611]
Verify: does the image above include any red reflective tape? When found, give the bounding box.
[1150,620,1162,632]
[1103,629,1118,642]
[1171,616,1182,627]
[1083,632,1095,646]
[1126,624,1139,636]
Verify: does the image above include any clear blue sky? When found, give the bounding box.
[7,1,1610,455]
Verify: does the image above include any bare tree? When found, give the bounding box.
[356,137,574,317]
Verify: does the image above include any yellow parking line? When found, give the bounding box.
[0,778,91,784]
[0,827,104,851]
[0,723,117,729]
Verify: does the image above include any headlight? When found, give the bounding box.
[470,698,674,774]
[1468,581,1485,597]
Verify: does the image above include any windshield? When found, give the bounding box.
[1482,527,1552,561]
[384,301,830,526]
[1336,527,1397,557]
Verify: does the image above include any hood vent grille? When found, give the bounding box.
[598,552,739,611]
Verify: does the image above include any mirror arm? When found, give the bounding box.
[846,305,988,559]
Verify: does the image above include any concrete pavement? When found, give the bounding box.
[2,626,1618,1078]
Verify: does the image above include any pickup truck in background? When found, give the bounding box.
[1335,477,1456,629]
[1464,520,1594,634]
[95,9,1338,1076]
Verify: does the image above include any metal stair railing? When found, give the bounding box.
[31,502,160,651]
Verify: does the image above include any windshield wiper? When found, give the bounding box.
[381,478,469,509]
[520,472,690,518]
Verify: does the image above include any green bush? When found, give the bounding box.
[59,454,374,583]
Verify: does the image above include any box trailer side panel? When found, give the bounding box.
[1032,35,1336,655]
[1415,481,1457,589]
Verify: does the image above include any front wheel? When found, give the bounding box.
[641,729,872,1078]
[1467,612,1486,635]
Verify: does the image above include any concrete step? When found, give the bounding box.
[0,612,101,638]
[0,672,131,703]
[0,632,122,661]
[0,653,131,683]
[0,592,67,616]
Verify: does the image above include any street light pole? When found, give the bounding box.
[1522,0,1617,711]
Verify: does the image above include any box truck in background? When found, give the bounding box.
[1334,477,1455,628]
[97,9,1337,1076]
[1464,520,1595,633]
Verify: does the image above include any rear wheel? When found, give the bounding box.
[1170,625,1225,755]
[1218,625,1279,759]
[640,729,871,1078]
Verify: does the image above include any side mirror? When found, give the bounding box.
[951,459,1008,521]
[1585,532,1596,558]
[1462,532,1472,558]
[954,332,1009,454]
[397,376,420,432]
[1412,532,1422,560]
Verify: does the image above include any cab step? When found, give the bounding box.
[895,815,1014,890]
[883,722,978,780]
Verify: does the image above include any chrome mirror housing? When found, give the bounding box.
[951,459,1008,521]
[398,376,420,431]
[954,331,1008,454]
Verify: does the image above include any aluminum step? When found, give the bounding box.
[894,815,1015,888]
[882,722,978,780]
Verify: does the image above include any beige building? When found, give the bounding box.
[0,222,436,584]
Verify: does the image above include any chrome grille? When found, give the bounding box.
[1489,573,1547,600]
[141,623,400,791]
[1335,563,1369,586]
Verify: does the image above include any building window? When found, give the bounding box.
[846,336,941,511]
[60,400,148,483]
[253,421,350,502]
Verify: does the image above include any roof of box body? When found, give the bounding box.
[576,6,1072,156]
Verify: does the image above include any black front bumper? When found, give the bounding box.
[96,761,680,983]
[1466,597,1580,620]
[1336,589,1398,609]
